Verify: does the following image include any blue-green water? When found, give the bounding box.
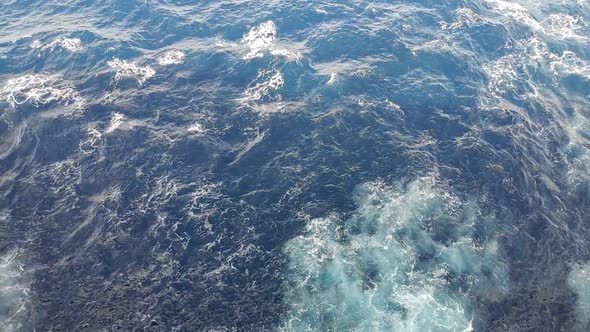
[1,0,590,331]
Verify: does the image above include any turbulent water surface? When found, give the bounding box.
[1,0,590,331]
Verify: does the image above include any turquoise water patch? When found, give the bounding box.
[568,262,590,327]
[0,252,29,332]
[281,178,507,331]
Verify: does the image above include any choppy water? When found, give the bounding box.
[1,0,590,331]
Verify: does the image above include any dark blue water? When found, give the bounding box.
[1,0,590,331]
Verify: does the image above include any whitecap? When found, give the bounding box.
[108,58,155,85]
[29,40,42,49]
[187,122,205,135]
[242,21,278,60]
[105,112,125,133]
[44,37,83,52]
[157,50,185,66]
[0,73,83,108]
[326,72,337,85]
[240,69,284,102]
[241,21,302,61]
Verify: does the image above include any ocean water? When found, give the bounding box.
[1,0,590,331]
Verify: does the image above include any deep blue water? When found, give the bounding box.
[1,0,590,331]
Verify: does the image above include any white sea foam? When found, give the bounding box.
[483,0,543,32]
[240,69,284,102]
[0,73,83,108]
[44,37,83,52]
[157,50,185,66]
[241,21,302,61]
[484,0,589,41]
[0,251,30,332]
[79,126,103,155]
[108,58,155,85]
[481,36,590,107]
[105,112,125,133]
[479,32,590,192]
[326,72,337,85]
[549,51,590,80]
[187,122,205,135]
[29,40,42,49]
[29,37,82,52]
[543,14,588,40]
[281,178,506,331]
[440,8,482,31]
[242,21,277,60]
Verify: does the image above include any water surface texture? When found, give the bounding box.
[1,0,590,331]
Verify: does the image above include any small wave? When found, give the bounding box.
[314,59,373,86]
[0,73,83,108]
[157,50,185,66]
[108,58,155,85]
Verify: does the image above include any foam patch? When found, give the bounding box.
[281,177,506,331]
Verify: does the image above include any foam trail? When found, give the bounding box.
[281,178,506,331]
